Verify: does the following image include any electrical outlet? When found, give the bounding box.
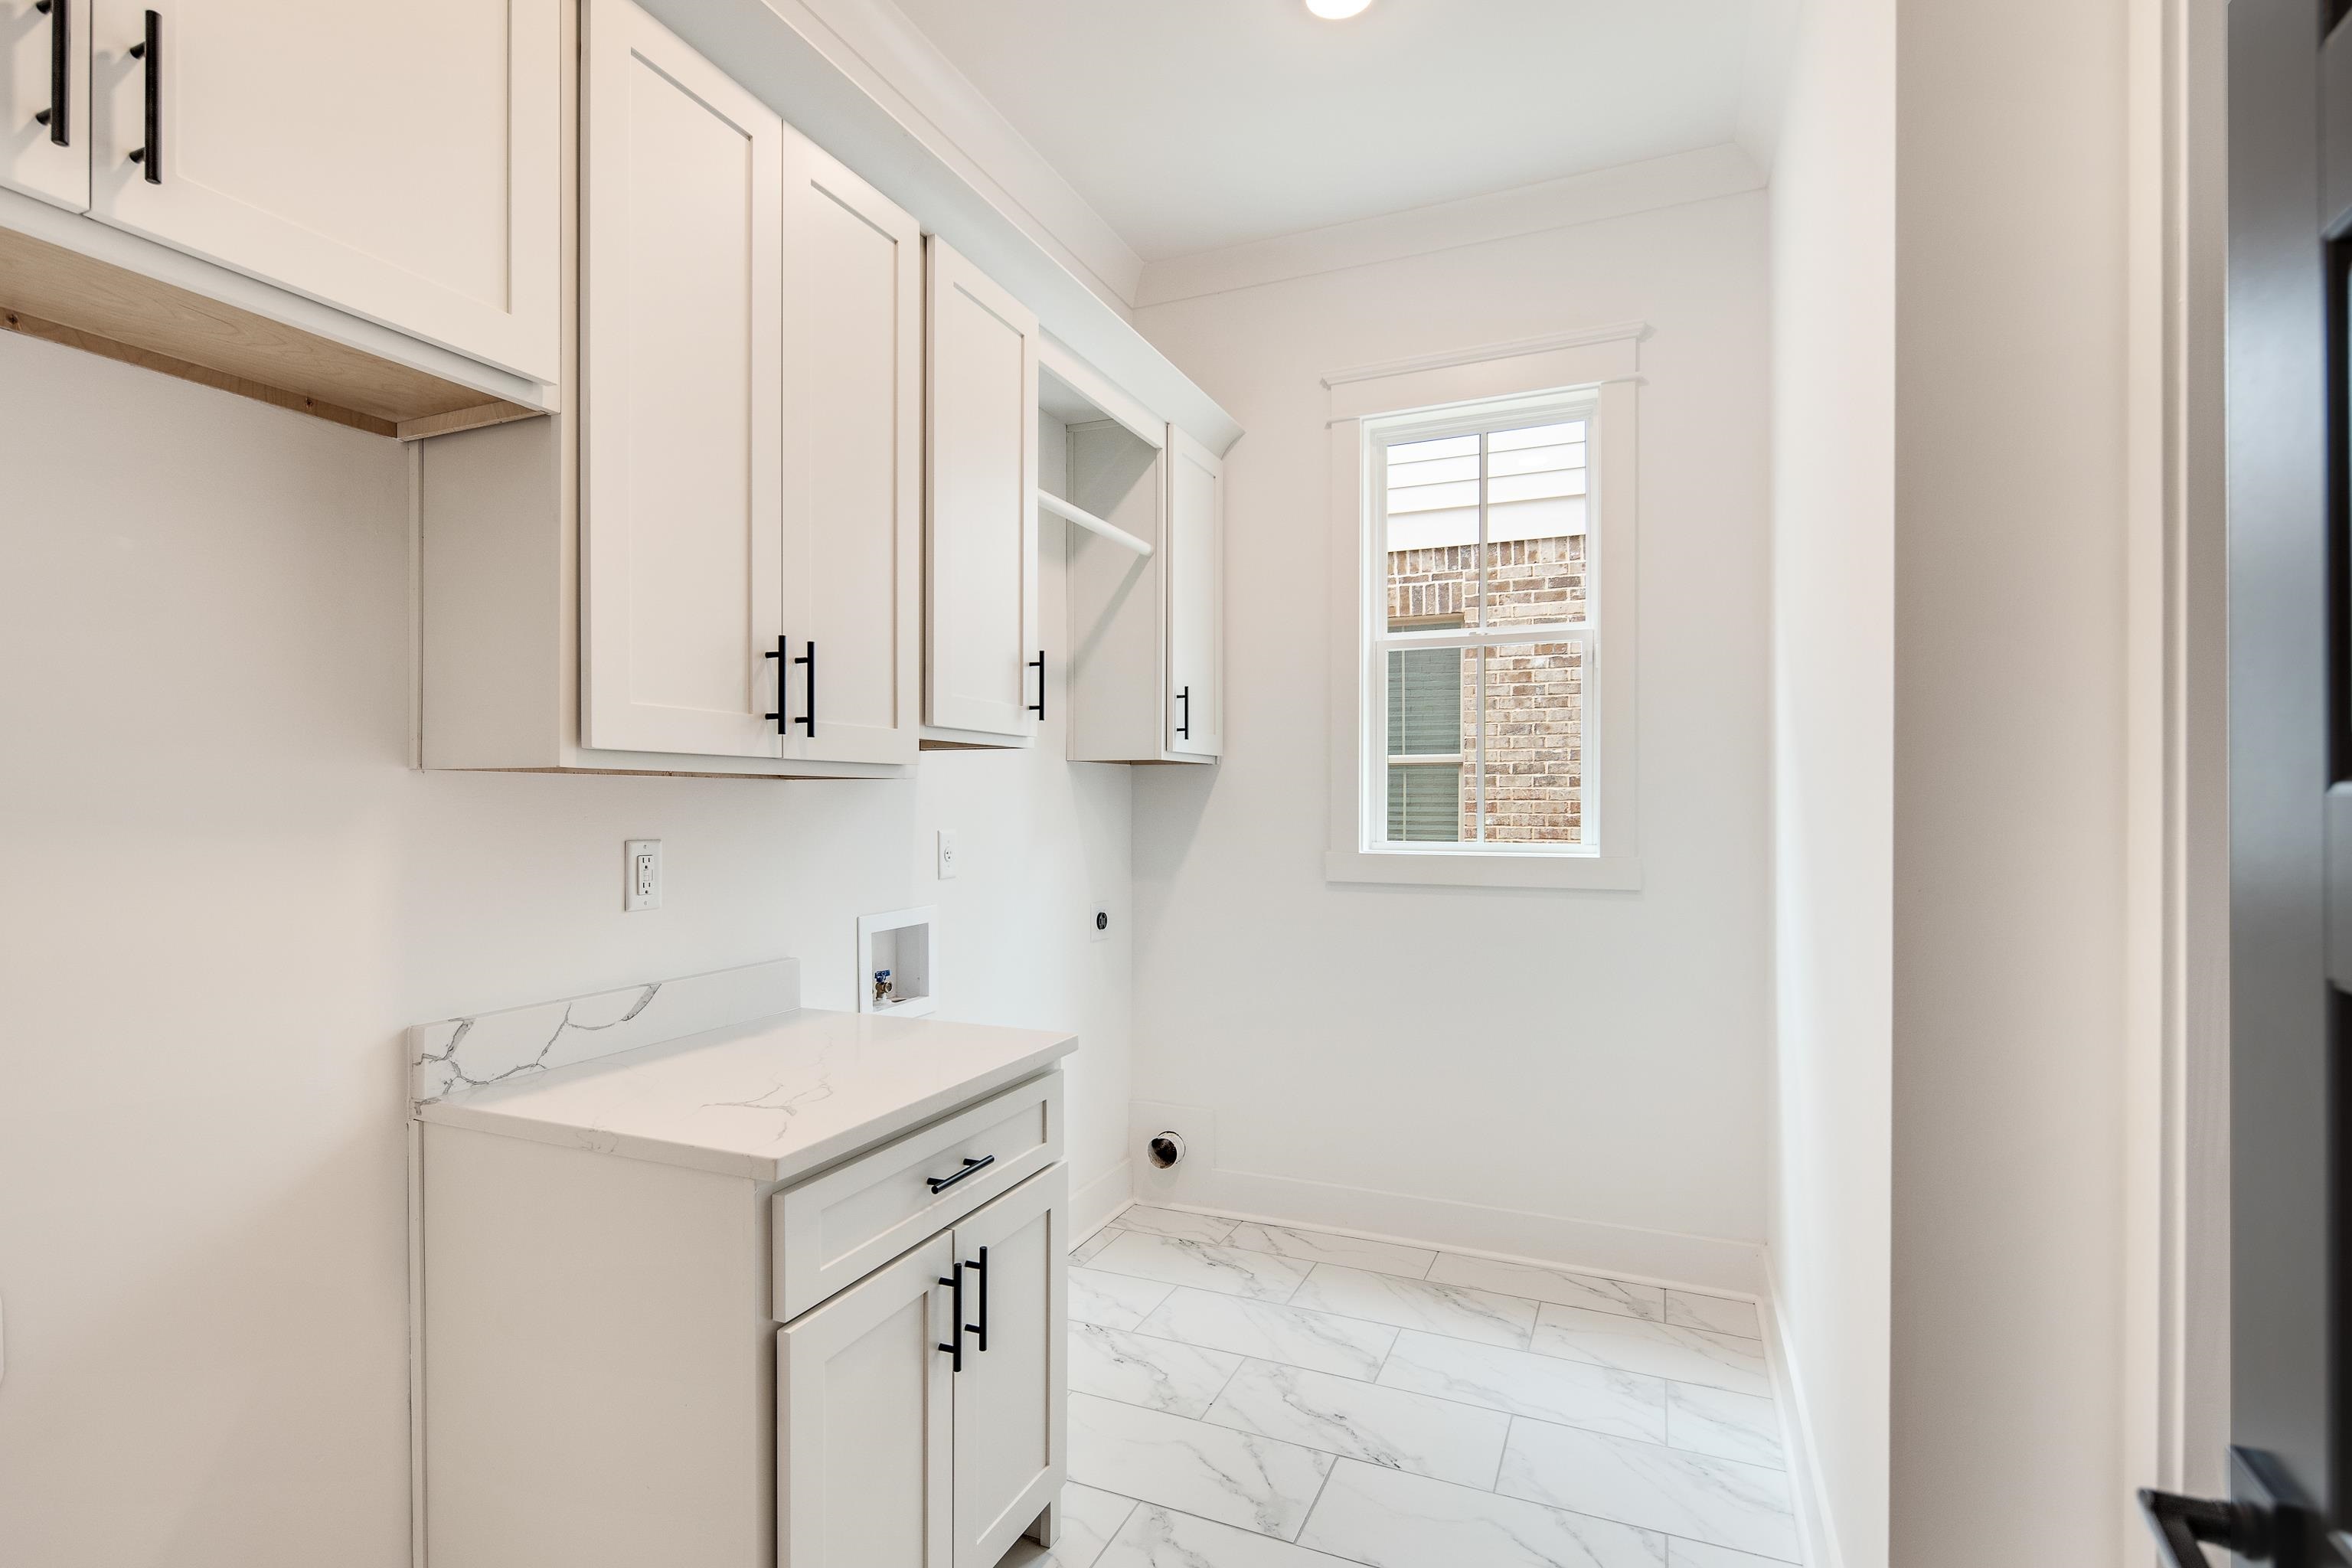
[1090,902,1111,942]
[937,830,959,880]
[624,839,662,911]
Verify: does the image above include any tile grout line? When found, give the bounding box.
[1173,1210,1772,1313]
[1082,1494,1138,1568]
[1084,1279,1766,1405]
[1292,1452,1348,1557]
[1093,1227,1767,1348]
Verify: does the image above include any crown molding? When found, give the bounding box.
[1136,142,1766,309]
[636,0,1241,452]
[790,0,1145,312]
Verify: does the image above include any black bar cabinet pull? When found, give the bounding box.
[763,635,789,736]
[936,1266,964,1372]
[926,1154,993,1194]
[1027,650,1046,719]
[32,0,67,145]
[126,9,158,182]
[1176,684,1191,739]
[961,1247,988,1352]
[794,639,815,735]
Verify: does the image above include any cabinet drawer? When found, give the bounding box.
[772,1073,1061,1321]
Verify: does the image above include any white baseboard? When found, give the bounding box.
[1070,1157,1134,1243]
[1763,1254,1840,1568]
[1148,1164,1767,1297]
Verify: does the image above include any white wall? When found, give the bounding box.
[0,329,1132,1564]
[1890,0,2131,1561]
[1764,0,1895,1563]
[1769,0,2145,1561]
[1127,189,1775,1282]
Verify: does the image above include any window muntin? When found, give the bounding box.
[1366,395,1596,855]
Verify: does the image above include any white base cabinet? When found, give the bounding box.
[779,1165,1067,1568]
[420,1070,1070,1568]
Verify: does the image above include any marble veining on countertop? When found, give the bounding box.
[408,959,1075,1181]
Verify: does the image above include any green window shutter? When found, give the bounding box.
[1387,647,1463,756]
[1387,763,1462,841]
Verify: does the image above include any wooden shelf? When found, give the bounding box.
[0,223,535,439]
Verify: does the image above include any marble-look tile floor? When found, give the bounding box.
[1002,1207,1798,1568]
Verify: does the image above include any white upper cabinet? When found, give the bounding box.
[580,0,782,760]
[84,0,560,383]
[777,135,921,766]
[1053,338,1225,766]
[4,0,88,210]
[1166,429,1224,759]
[925,237,1040,746]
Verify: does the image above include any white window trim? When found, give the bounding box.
[1324,328,1643,890]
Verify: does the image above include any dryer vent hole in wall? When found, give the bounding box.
[1147,1131,1185,1169]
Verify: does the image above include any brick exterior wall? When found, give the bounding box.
[1385,534,1586,842]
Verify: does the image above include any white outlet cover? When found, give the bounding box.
[624,839,662,912]
[937,829,959,880]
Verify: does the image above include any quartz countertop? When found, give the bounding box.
[415,1007,1076,1183]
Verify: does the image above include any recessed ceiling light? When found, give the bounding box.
[1305,0,1373,18]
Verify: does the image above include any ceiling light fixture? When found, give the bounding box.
[1305,0,1372,18]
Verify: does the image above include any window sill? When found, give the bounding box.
[1323,848,1642,890]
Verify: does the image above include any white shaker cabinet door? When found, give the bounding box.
[3,0,88,210]
[950,1163,1067,1568]
[85,0,559,382]
[579,0,784,760]
[1165,429,1224,758]
[779,1230,956,1568]
[776,132,920,766]
[923,237,1039,742]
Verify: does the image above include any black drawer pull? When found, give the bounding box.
[962,1246,989,1353]
[126,9,158,182]
[1176,684,1191,739]
[936,1266,964,1372]
[926,1154,993,1194]
[794,639,815,735]
[1027,649,1045,719]
[763,635,790,735]
[32,0,67,145]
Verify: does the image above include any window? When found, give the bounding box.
[1324,328,1641,890]
[1376,408,1592,848]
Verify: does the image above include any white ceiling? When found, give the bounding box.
[887,0,1777,263]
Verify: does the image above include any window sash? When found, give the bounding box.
[1364,391,1599,859]
[1366,631,1596,853]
